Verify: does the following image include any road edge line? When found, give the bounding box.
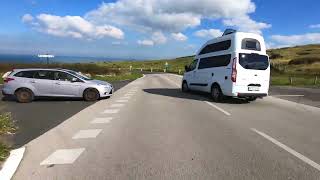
[205,101,231,116]
[251,128,320,172]
[0,147,26,180]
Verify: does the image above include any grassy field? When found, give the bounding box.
[93,72,143,82]
[0,113,16,162]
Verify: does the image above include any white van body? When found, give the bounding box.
[182,31,270,100]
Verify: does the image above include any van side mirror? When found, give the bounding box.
[185,65,190,72]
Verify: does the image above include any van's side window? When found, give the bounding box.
[198,54,231,69]
[241,38,261,51]
[189,59,198,71]
[199,40,231,55]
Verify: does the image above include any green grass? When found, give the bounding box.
[0,113,17,162]
[93,72,143,82]
[271,74,320,87]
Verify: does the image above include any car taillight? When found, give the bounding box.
[4,77,14,83]
[231,57,237,82]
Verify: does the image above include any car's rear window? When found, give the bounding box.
[14,71,36,78]
[241,38,261,51]
[239,53,269,70]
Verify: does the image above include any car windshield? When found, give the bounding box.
[67,70,92,80]
[239,53,269,70]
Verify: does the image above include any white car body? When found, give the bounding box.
[183,31,270,99]
[2,68,114,99]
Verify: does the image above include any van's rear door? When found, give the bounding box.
[236,53,270,91]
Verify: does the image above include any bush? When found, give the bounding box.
[289,57,320,65]
[269,53,283,59]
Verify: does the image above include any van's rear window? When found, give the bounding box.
[239,53,269,70]
[241,38,261,51]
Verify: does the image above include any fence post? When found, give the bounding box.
[315,76,318,85]
[289,77,293,85]
[130,66,132,71]
[140,68,143,72]
[151,68,153,72]
[164,69,166,73]
[179,69,181,74]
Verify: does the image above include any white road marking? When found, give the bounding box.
[272,95,305,97]
[91,117,112,124]
[116,100,128,103]
[0,147,25,180]
[72,129,102,139]
[251,128,320,172]
[111,103,125,108]
[103,109,120,114]
[121,96,131,99]
[125,93,134,96]
[40,148,85,165]
[205,101,231,116]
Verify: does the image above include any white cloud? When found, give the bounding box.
[223,15,271,34]
[137,40,154,46]
[310,24,320,29]
[85,0,267,34]
[22,14,124,40]
[22,14,34,23]
[151,31,167,44]
[270,33,320,46]
[171,33,188,41]
[194,29,223,38]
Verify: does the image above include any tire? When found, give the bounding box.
[247,97,257,101]
[15,88,34,103]
[211,84,223,102]
[182,81,189,92]
[83,88,100,101]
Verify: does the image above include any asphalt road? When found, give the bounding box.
[13,74,320,179]
[0,80,132,148]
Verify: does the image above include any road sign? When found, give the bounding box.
[38,54,55,64]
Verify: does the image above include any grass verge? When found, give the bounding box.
[0,113,17,162]
[93,72,143,82]
[271,74,320,87]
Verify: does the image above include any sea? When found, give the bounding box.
[0,54,130,64]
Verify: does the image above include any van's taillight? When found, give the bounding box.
[4,77,14,83]
[231,57,237,82]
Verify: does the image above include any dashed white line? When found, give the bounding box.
[251,128,320,172]
[40,148,85,165]
[111,104,125,108]
[0,147,25,180]
[272,95,305,97]
[91,117,112,124]
[72,129,102,139]
[103,109,120,114]
[205,101,231,116]
[116,100,128,103]
[121,96,131,99]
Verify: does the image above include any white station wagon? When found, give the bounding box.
[182,29,270,102]
[2,68,114,103]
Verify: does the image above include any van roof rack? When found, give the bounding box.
[222,29,237,36]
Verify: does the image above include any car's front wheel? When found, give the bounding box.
[15,88,34,103]
[83,88,100,101]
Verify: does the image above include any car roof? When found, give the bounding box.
[12,68,71,72]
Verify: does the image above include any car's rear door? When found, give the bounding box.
[32,70,55,96]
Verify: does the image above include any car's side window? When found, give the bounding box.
[33,71,54,80]
[14,71,36,78]
[54,71,76,82]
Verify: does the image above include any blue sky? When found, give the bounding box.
[0,0,319,59]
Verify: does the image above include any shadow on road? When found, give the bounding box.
[143,88,249,104]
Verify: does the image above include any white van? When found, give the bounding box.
[182,29,270,102]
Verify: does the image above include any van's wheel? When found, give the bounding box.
[211,84,223,102]
[247,97,257,101]
[182,81,189,92]
[15,88,34,103]
[83,88,100,101]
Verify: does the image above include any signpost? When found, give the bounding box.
[38,54,55,65]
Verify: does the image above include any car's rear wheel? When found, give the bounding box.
[182,81,189,92]
[83,88,100,101]
[211,84,223,102]
[15,88,34,103]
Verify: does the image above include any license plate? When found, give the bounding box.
[248,86,260,91]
